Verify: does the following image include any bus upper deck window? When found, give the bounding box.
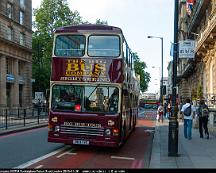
[54,35,85,57]
[88,35,120,57]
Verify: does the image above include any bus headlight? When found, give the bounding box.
[104,129,111,136]
[55,126,60,132]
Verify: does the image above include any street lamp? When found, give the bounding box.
[148,36,164,104]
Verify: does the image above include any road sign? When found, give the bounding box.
[178,39,195,59]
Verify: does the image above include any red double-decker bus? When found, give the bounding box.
[48,24,140,147]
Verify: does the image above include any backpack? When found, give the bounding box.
[184,105,191,116]
[200,105,209,117]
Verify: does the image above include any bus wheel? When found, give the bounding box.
[120,125,126,145]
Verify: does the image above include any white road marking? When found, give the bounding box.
[56,149,77,158]
[144,129,155,133]
[111,156,135,160]
[35,165,43,169]
[15,145,71,169]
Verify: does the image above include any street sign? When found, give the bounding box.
[178,39,195,59]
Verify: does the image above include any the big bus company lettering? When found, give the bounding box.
[63,122,102,128]
[48,24,140,148]
[65,59,106,77]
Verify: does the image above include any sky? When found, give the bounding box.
[32,0,174,93]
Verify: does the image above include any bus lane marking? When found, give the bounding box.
[131,160,143,168]
[56,149,77,158]
[110,156,135,161]
[35,165,43,169]
[15,145,71,168]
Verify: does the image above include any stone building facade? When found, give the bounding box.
[178,0,216,103]
[0,0,32,109]
[178,0,216,133]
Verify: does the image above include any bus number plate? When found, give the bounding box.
[73,140,89,145]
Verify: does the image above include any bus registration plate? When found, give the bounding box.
[73,140,89,145]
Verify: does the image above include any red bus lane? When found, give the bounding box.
[27,119,155,169]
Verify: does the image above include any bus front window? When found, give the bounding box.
[54,35,85,57]
[88,35,120,57]
[51,85,119,113]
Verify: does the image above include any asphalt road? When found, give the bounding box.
[0,108,156,169]
[0,127,63,168]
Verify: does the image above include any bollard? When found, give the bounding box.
[168,120,179,156]
[24,109,26,126]
[5,109,8,129]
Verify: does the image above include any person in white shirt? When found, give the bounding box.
[180,98,195,140]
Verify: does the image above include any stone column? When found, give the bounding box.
[12,59,19,108]
[0,55,7,107]
[23,62,32,108]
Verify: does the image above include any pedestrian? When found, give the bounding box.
[167,102,171,119]
[197,99,209,139]
[163,102,167,119]
[180,98,195,140]
[157,103,164,123]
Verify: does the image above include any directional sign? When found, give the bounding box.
[178,39,196,59]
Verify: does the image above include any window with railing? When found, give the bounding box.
[7,26,13,40]
[20,32,25,45]
[6,3,13,18]
[19,11,24,25]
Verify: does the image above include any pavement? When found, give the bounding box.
[149,118,216,168]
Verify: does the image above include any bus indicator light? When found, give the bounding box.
[112,128,120,136]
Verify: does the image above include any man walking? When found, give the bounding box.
[197,99,209,139]
[180,98,195,140]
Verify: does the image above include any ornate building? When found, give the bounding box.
[0,0,32,109]
[178,0,216,103]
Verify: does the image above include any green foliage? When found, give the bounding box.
[133,53,151,92]
[32,0,109,92]
[191,88,197,100]
[197,83,203,100]
[95,19,108,25]
[32,0,83,92]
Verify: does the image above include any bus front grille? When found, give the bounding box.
[60,125,104,136]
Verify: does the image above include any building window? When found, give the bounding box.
[18,61,24,75]
[6,3,12,18]
[20,32,25,45]
[7,27,13,40]
[6,58,12,74]
[20,0,25,6]
[19,11,24,25]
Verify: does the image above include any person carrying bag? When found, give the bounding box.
[197,100,209,139]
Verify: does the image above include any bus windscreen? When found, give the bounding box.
[51,85,119,113]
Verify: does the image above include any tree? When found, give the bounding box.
[32,0,84,92]
[133,53,151,92]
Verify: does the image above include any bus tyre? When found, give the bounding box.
[120,125,126,146]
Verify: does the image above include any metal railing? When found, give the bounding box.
[0,106,48,131]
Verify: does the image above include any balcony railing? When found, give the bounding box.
[196,7,216,52]
[187,0,210,32]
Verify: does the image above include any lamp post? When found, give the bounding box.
[168,0,179,157]
[148,36,164,104]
